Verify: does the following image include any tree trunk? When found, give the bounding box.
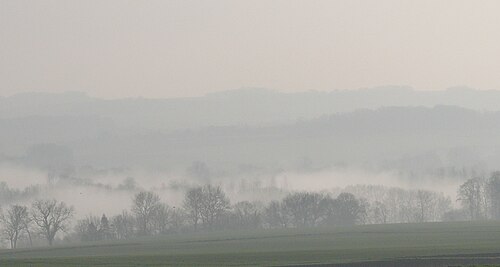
[26,229,33,247]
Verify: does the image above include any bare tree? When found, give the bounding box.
[100,214,112,240]
[111,211,135,240]
[23,215,33,247]
[152,203,171,234]
[132,191,161,235]
[415,190,436,222]
[263,200,288,228]
[183,187,203,230]
[326,192,361,226]
[357,198,370,225]
[232,201,261,229]
[487,172,500,219]
[282,192,329,227]
[434,194,452,221]
[31,199,74,246]
[372,201,388,224]
[399,190,417,223]
[168,207,186,233]
[458,178,486,220]
[75,215,101,242]
[199,185,230,229]
[384,187,407,223]
[1,205,30,248]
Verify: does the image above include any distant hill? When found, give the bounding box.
[2,87,500,133]
[1,96,499,179]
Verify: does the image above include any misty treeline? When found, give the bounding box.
[0,182,41,204]
[2,172,500,249]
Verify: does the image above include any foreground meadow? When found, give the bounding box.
[1,221,500,266]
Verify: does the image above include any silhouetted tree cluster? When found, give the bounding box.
[0,199,73,248]
[344,185,452,223]
[263,192,363,228]
[4,170,500,249]
[75,214,112,242]
[454,172,500,221]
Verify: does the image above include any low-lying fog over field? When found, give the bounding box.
[1,88,497,218]
[3,2,500,265]
[0,161,461,218]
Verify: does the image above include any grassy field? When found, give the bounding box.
[1,221,500,266]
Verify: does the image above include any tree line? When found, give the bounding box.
[2,172,500,248]
[455,171,500,220]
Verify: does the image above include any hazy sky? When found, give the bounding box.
[2,0,500,98]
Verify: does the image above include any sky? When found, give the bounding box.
[1,0,500,98]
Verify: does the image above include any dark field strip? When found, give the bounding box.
[291,253,500,267]
[1,221,500,266]
[3,253,500,267]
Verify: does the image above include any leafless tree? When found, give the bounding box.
[183,187,203,230]
[152,203,171,234]
[326,192,361,226]
[75,215,101,242]
[168,207,186,233]
[199,185,230,229]
[132,191,161,235]
[487,172,500,219]
[458,178,486,220]
[1,205,30,248]
[434,194,452,221]
[232,201,261,229]
[415,190,436,222]
[282,192,329,227]
[263,200,289,228]
[399,190,417,223]
[111,210,135,240]
[100,214,112,240]
[372,201,388,224]
[31,199,74,246]
[384,187,406,223]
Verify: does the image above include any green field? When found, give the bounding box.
[1,221,500,266]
